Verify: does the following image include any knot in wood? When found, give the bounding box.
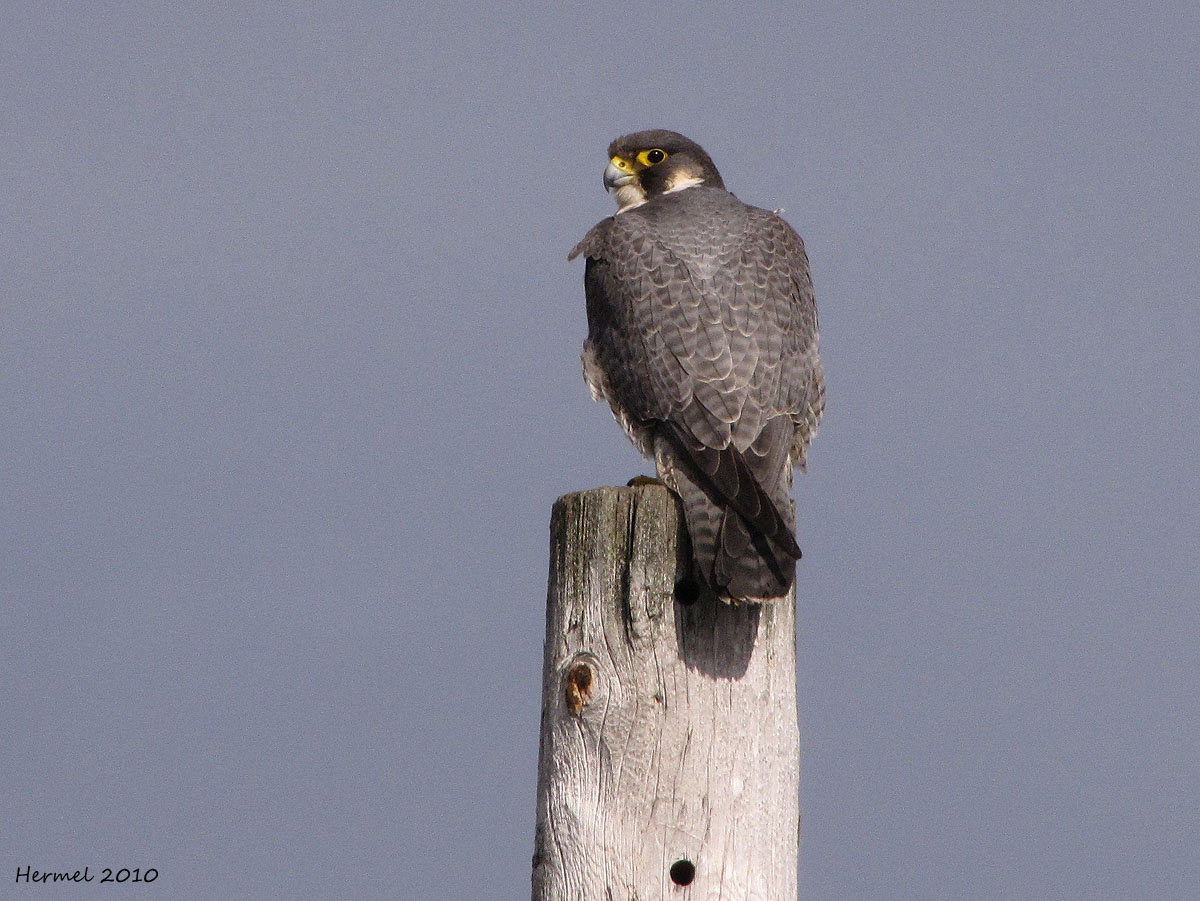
[564,659,595,715]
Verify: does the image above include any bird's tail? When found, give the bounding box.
[659,421,801,603]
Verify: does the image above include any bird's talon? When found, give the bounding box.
[627,475,664,487]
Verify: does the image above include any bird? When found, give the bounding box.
[570,129,823,603]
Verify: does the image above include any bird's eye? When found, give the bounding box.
[638,148,668,166]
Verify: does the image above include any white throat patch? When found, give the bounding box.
[612,181,648,213]
[664,174,705,194]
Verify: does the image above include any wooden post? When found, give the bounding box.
[532,485,799,901]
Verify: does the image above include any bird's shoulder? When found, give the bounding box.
[569,188,803,267]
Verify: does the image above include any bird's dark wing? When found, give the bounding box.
[573,188,820,599]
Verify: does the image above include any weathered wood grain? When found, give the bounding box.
[532,485,799,900]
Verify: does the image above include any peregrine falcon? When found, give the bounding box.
[571,129,823,603]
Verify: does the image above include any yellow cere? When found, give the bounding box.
[609,155,635,173]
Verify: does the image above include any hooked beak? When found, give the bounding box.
[604,159,636,192]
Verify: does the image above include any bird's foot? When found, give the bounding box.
[627,475,665,487]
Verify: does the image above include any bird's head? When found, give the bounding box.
[603,130,725,212]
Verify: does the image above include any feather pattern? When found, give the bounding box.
[573,183,821,601]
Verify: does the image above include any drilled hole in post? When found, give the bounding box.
[669,859,695,886]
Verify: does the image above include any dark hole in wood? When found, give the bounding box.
[673,578,700,606]
[669,859,695,886]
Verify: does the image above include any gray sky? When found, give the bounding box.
[3,3,1197,899]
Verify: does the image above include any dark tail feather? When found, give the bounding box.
[661,423,800,601]
[660,422,800,559]
[714,502,796,599]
